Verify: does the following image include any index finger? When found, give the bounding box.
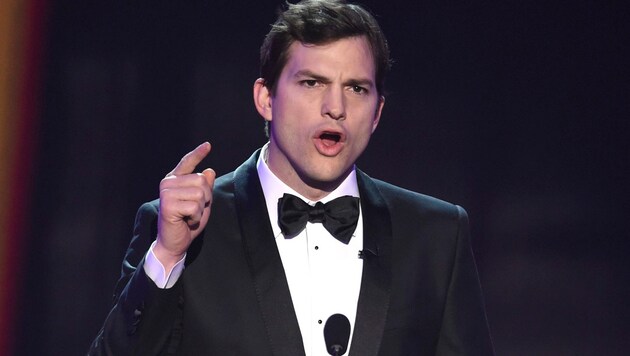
[168,142,211,177]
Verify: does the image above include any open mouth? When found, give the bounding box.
[319,132,342,147]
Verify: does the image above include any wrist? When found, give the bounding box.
[153,240,186,270]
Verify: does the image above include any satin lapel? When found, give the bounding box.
[349,170,392,356]
[234,150,306,356]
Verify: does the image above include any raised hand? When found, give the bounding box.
[154,142,216,269]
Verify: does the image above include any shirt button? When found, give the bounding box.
[314,246,319,250]
[318,319,322,324]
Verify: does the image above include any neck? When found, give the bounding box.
[281,168,352,201]
[263,144,353,201]
[262,142,356,201]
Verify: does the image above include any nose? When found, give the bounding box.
[321,86,346,120]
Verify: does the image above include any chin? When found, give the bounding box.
[309,166,351,185]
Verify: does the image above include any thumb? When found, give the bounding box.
[202,168,216,192]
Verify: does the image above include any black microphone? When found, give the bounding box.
[324,313,351,356]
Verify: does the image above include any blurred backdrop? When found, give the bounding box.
[1,0,628,355]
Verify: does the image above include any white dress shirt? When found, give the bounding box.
[145,144,364,355]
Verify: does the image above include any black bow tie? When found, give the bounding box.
[277,193,360,244]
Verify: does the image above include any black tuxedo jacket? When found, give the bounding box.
[89,150,493,355]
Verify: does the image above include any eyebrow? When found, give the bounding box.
[294,69,375,88]
[294,70,329,83]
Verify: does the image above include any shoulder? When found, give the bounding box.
[210,150,258,199]
[133,200,160,228]
[214,170,236,193]
[138,199,159,214]
[361,173,467,223]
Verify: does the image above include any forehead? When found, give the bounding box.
[282,36,376,79]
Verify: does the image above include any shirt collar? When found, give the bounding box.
[256,143,360,237]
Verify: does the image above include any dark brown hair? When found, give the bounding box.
[260,0,391,96]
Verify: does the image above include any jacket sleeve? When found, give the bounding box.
[435,206,494,355]
[88,201,184,356]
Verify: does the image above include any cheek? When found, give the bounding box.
[273,100,300,127]
[347,127,373,156]
[354,120,378,149]
[371,117,379,133]
[359,116,378,137]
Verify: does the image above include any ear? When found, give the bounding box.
[371,95,385,133]
[253,78,273,122]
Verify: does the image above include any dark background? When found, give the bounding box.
[16,1,629,355]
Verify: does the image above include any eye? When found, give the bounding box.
[350,85,368,95]
[301,79,319,87]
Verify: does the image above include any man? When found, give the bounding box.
[90,0,493,355]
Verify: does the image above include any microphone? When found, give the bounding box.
[324,313,351,356]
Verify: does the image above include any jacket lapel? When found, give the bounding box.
[232,152,391,356]
[349,170,393,356]
[233,150,306,356]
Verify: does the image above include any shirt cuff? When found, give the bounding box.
[143,240,186,289]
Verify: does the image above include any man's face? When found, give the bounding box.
[254,36,384,199]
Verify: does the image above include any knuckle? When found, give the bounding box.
[193,188,205,201]
[160,186,175,197]
[193,173,207,185]
[160,176,176,187]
